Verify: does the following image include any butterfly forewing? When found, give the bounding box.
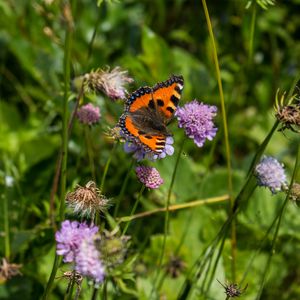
[152,75,184,119]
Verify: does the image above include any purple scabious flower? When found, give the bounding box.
[175,100,217,147]
[77,103,101,125]
[55,220,98,262]
[75,238,105,285]
[255,156,287,194]
[123,137,174,161]
[135,165,164,189]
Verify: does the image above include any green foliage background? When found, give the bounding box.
[1,0,300,299]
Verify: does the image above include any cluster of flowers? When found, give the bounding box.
[55,220,105,285]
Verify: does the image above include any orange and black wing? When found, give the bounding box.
[119,86,166,152]
[152,75,184,119]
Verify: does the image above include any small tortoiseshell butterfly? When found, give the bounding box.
[118,75,184,153]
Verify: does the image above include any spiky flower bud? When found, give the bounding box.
[77,103,101,125]
[96,230,131,268]
[289,183,300,202]
[135,166,164,189]
[274,89,300,133]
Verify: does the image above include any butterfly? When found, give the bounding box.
[118,75,184,153]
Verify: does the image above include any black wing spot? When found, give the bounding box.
[156,141,165,146]
[157,99,164,106]
[148,100,155,109]
[144,135,153,139]
[167,107,175,114]
[171,95,179,106]
[138,130,146,135]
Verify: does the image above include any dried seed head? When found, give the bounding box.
[217,280,248,298]
[274,89,300,133]
[96,230,131,268]
[66,181,108,218]
[56,271,83,286]
[0,258,22,282]
[79,67,133,100]
[289,183,300,202]
[165,255,186,278]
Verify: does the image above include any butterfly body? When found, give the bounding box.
[119,75,184,153]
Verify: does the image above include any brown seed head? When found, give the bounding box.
[0,258,22,282]
[66,181,108,218]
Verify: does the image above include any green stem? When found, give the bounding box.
[256,144,300,300]
[151,138,185,296]
[201,0,235,280]
[42,255,62,300]
[60,9,73,222]
[248,2,257,65]
[43,4,73,298]
[91,287,99,300]
[100,142,118,192]
[122,185,145,235]
[113,159,135,218]
[3,193,10,259]
[84,126,96,181]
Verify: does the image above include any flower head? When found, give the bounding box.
[75,238,105,285]
[77,103,100,125]
[217,280,248,298]
[289,183,300,202]
[96,230,131,268]
[274,90,300,133]
[175,100,217,147]
[124,136,174,161]
[0,258,22,282]
[135,165,164,189]
[165,255,186,278]
[66,181,108,218]
[81,67,133,100]
[55,220,98,262]
[255,156,287,194]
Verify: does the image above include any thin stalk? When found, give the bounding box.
[100,142,118,191]
[122,185,145,235]
[151,138,185,296]
[42,255,62,300]
[201,0,235,280]
[84,126,96,181]
[91,287,99,300]
[49,83,84,227]
[118,194,229,223]
[43,4,73,298]
[113,159,135,217]
[60,12,73,222]
[256,144,300,300]
[3,194,10,259]
[248,2,257,65]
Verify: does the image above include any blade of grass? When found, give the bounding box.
[201,0,236,281]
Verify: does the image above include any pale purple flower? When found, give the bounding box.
[123,136,174,161]
[175,100,217,147]
[55,220,98,262]
[75,238,105,285]
[135,165,164,189]
[77,103,100,125]
[255,156,287,194]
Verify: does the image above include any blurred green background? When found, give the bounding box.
[1,0,300,299]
